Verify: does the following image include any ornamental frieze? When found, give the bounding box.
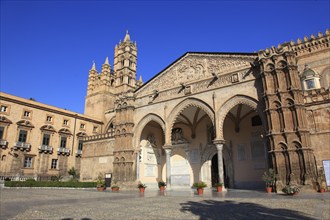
[150,70,251,103]
[136,53,256,97]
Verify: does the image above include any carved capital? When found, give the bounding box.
[213,139,225,145]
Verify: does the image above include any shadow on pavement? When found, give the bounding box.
[180,199,314,220]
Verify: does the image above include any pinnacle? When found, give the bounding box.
[91,61,96,70]
[104,56,109,65]
[124,30,131,42]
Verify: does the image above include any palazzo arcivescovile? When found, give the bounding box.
[1,30,329,190]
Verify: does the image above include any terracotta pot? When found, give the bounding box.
[266,187,272,193]
[97,187,106,191]
[159,186,165,192]
[197,188,204,195]
[217,186,223,192]
[139,187,145,193]
[111,187,119,192]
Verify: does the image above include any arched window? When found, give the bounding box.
[300,64,321,90]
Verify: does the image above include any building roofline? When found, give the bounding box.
[135,51,257,93]
[0,91,103,124]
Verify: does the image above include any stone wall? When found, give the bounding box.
[80,137,115,181]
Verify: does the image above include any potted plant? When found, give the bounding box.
[193,181,207,195]
[262,168,276,193]
[316,167,327,193]
[96,173,106,191]
[215,182,223,192]
[138,182,147,193]
[158,181,166,192]
[282,184,300,195]
[111,185,120,192]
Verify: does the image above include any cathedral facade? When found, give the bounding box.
[1,30,329,190]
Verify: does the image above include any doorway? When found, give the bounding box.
[211,154,228,188]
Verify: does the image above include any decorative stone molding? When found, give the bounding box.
[166,98,215,144]
[58,128,72,135]
[133,113,165,147]
[0,116,12,124]
[40,125,56,133]
[136,53,256,97]
[16,120,34,128]
[216,95,265,140]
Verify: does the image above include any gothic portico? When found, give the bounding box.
[2,31,326,191]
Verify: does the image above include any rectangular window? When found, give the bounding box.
[93,126,98,133]
[63,119,69,125]
[78,140,83,150]
[24,111,30,117]
[46,116,52,122]
[1,105,7,112]
[60,136,67,148]
[51,159,57,169]
[42,134,50,146]
[0,126,4,140]
[80,123,85,129]
[24,157,33,168]
[18,130,28,142]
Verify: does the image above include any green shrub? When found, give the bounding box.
[5,181,97,188]
[68,167,79,180]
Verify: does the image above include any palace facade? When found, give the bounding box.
[1,30,329,190]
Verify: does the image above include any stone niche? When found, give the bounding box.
[141,139,159,177]
[170,148,191,186]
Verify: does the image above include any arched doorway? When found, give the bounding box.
[222,103,267,189]
[211,154,228,188]
[167,101,215,188]
[137,119,165,188]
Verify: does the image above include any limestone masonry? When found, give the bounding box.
[1,30,329,190]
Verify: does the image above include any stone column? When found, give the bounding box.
[214,139,226,190]
[163,146,172,188]
[136,149,141,180]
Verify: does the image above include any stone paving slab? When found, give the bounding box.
[0,188,329,220]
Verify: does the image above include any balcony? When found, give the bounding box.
[57,147,70,156]
[14,142,31,151]
[0,139,8,149]
[76,149,82,157]
[38,145,53,154]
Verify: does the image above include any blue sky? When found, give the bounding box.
[1,0,329,114]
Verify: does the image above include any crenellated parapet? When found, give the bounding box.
[290,29,330,57]
[303,88,330,105]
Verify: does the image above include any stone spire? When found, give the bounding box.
[123,30,131,42]
[104,56,109,65]
[91,61,96,71]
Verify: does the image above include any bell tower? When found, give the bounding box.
[114,31,142,94]
[84,58,116,121]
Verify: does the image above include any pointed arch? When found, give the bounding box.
[216,95,266,140]
[133,113,165,147]
[292,140,306,184]
[106,117,116,136]
[166,98,214,144]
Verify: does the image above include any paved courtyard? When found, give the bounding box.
[0,187,329,220]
